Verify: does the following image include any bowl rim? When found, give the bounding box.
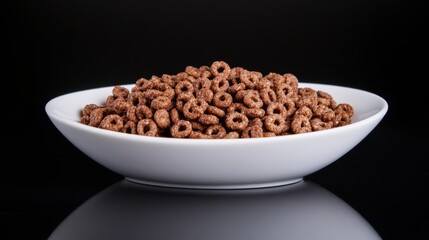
[45,82,389,145]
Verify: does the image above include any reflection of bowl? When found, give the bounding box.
[45,83,388,189]
[48,180,381,240]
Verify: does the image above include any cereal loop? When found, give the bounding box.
[291,115,312,134]
[212,92,233,109]
[121,121,137,134]
[100,114,123,132]
[112,86,130,98]
[243,91,263,109]
[264,115,286,134]
[137,119,158,136]
[211,61,231,77]
[205,125,227,139]
[154,109,171,129]
[225,112,249,131]
[170,120,192,138]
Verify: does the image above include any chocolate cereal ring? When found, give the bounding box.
[211,60,231,77]
[154,109,171,129]
[264,114,286,134]
[212,92,233,109]
[205,125,227,139]
[225,112,249,131]
[100,114,124,132]
[291,115,312,134]
[121,121,137,134]
[137,119,158,136]
[170,120,192,138]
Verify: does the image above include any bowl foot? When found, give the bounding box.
[124,177,303,190]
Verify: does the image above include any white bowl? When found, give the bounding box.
[45,83,388,189]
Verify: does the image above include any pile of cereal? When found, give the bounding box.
[80,61,354,139]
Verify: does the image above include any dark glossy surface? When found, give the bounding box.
[4,0,427,239]
[47,180,381,240]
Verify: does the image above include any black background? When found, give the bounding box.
[3,0,428,239]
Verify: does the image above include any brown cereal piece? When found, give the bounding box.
[245,107,265,118]
[80,115,90,125]
[243,91,263,109]
[283,73,299,89]
[121,121,137,134]
[126,106,138,122]
[263,132,277,137]
[176,92,195,112]
[283,98,296,118]
[100,114,124,132]
[170,120,193,138]
[212,92,233,109]
[81,104,101,117]
[241,125,263,138]
[175,80,194,95]
[151,96,172,110]
[143,89,163,101]
[259,88,277,106]
[223,131,240,139]
[206,105,225,118]
[211,60,231,77]
[183,98,207,120]
[136,105,153,120]
[317,90,334,106]
[200,69,216,80]
[137,119,158,136]
[266,102,287,118]
[256,77,274,90]
[185,66,201,78]
[199,65,211,72]
[240,70,260,89]
[334,103,354,126]
[249,118,263,128]
[228,67,243,84]
[294,106,313,120]
[190,121,206,132]
[227,103,247,114]
[205,125,227,139]
[189,131,212,139]
[336,103,354,117]
[131,78,149,92]
[291,115,312,134]
[194,77,212,91]
[265,72,285,87]
[196,88,214,103]
[112,86,130,98]
[227,82,246,94]
[154,109,171,129]
[263,114,286,134]
[198,114,219,125]
[311,118,333,131]
[225,112,249,131]
[111,97,132,115]
[276,83,297,103]
[211,76,229,93]
[234,89,250,102]
[89,107,107,127]
[161,74,176,88]
[127,91,146,106]
[313,104,335,122]
[296,87,318,109]
[170,108,181,124]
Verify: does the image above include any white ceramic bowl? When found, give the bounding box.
[45,83,388,189]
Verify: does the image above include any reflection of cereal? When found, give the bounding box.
[80,61,354,138]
